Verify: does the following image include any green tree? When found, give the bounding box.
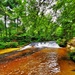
[0,20,4,37]
[55,0,75,40]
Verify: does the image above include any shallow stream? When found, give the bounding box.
[0,47,75,75]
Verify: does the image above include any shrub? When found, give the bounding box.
[6,42,19,48]
[0,42,19,49]
[56,38,67,47]
[68,52,75,62]
[0,42,6,49]
[1,36,10,42]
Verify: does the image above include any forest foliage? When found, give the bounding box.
[0,0,75,49]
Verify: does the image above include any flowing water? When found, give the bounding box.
[0,43,75,75]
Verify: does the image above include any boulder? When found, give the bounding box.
[67,37,75,52]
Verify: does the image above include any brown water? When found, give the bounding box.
[0,48,75,75]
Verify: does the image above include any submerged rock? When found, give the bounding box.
[20,41,60,50]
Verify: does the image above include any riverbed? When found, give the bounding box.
[0,48,75,75]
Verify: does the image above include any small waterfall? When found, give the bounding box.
[20,41,60,50]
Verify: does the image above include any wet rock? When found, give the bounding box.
[67,37,75,52]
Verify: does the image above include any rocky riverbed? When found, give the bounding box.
[0,47,75,75]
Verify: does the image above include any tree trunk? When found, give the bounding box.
[16,18,18,32]
[4,14,7,36]
[9,27,11,37]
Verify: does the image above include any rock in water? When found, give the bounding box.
[20,41,60,50]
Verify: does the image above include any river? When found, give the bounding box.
[0,47,75,75]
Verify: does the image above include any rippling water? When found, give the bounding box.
[28,51,60,75]
[0,47,75,75]
[20,41,60,50]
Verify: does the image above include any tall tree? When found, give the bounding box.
[54,0,75,40]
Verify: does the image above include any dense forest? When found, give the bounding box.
[0,0,75,49]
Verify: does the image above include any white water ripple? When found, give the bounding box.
[20,41,60,50]
[28,52,60,75]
